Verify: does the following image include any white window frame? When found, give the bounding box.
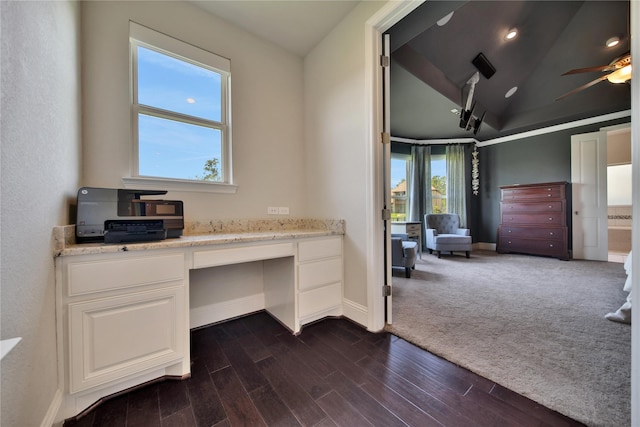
[125,21,236,193]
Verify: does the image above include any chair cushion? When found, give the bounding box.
[433,234,471,245]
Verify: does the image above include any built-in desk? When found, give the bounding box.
[53,220,344,422]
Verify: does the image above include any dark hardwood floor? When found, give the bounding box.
[64,312,585,427]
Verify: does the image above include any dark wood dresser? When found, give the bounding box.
[497,181,570,260]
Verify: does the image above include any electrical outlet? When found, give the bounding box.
[267,207,279,215]
[278,207,290,215]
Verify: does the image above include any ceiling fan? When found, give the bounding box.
[556,52,632,101]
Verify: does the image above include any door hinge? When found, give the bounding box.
[380,55,390,67]
[381,208,391,220]
[383,285,392,297]
[381,132,390,144]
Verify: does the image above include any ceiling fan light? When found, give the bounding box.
[607,65,632,83]
[505,29,518,40]
[606,37,620,48]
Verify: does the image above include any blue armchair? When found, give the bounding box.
[424,214,472,258]
[391,234,418,277]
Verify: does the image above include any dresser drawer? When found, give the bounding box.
[500,226,565,241]
[501,201,563,213]
[501,212,565,226]
[502,185,564,201]
[498,237,566,257]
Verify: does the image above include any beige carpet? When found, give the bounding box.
[386,250,631,427]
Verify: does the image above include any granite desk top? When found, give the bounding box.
[54,219,345,257]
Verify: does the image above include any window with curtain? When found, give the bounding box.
[392,143,468,228]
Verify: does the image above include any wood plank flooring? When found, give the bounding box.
[64,312,585,427]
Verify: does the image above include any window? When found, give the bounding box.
[431,154,447,213]
[127,22,234,193]
[390,153,410,221]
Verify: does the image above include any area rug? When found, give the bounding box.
[386,250,631,427]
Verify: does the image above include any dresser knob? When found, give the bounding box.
[508,230,512,233]
[549,244,554,247]
[547,194,552,197]
[549,232,554,236]
[549,217,553,221]
[548,205,552,208]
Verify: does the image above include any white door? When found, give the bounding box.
[571,131,608,260]
[382,34,393,323]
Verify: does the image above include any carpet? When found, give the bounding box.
[386,250,631,427]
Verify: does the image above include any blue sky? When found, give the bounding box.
[391,156,446,189]
[137,46,223,181]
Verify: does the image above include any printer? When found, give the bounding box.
[76,187,184,243]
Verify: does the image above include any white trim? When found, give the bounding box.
[0,337,21,360]
[122,176,238,194]
[477,110,631,147]
[390,110,631,147]
[189,294,265,329]
[41,389,62,427]
[342,298,369,330]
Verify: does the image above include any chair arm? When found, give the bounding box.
[391,233,409,240]
[456,228,470,236]
[426,228,438,237]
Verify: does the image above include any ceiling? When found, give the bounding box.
[191,0,359,57]
[190,1,631,142]
[388,0,631,141]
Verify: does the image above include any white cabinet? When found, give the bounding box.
[297,237,343,325]
[56,250,188,417]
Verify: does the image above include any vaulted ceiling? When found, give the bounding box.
[388,0,631,141]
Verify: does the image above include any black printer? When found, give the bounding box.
[75,187,184,243]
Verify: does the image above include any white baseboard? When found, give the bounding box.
[43,389,63,427]
[190,293,265,329]
[342,298,368,328]
[474,242,496,251]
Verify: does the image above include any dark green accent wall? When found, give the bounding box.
[477,118,629,243]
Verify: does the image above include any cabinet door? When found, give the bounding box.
[68,286,185,393]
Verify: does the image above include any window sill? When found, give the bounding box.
[123,177,238,194]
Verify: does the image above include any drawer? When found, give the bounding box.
[501,213,565,226]
[501,201,563,213]
[298,237,342,262]
[193,242,295,269]
[298,258,342,291]
[502,185,564,201]
[405,223,421,233]
[500,226,565,241]
[67,253,185,296]
[498,237,567,257]
[299,282,342,318]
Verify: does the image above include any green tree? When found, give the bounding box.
[432,175,446,213]
[195,158,221,181]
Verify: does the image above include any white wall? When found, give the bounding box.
[82,1,306,222]
[304,1,386,321]
[0,1,82,426]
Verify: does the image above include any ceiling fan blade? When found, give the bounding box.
[555,74,610,101]
[562,64,617,75]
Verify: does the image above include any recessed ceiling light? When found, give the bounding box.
[505,86,518,98]
[606,37,620,48]
[505,28,518,40]
[437,11,454,27]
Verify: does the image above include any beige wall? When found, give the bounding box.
[82,1,306,222]
[0,1,82,425]
[304,1,386,314]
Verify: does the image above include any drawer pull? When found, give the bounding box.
[508,241,512,244]
[548,205,553,208]
[547,194,552,197]
[508,230,512,233]
[549,244,554,248]
[548,217,553,221]
[549,232,554,236]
